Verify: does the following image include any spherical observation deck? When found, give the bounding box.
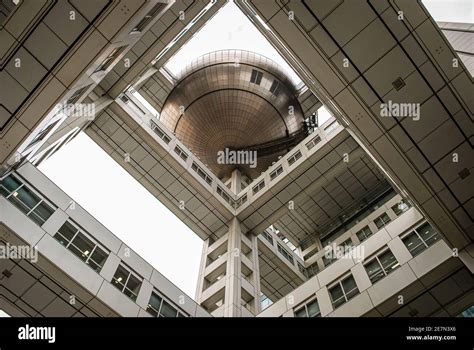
[159,50,305,179]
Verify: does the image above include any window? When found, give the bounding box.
[217,186,233,206]
[66,85,92,105]
[282,236,297,252]
[364,249,399,284]
[0,0,20,25]
[147,291,186,317]
[306,135,321,150]
[174,146,188,161]
[341,238,353,249]
[191,162,212,185]
[94,46,127,73]
[392,200,410,216]
[356,226,373,242]
[287,150,302,166]
[294,299,320,317]
[150,120,171,143]
[132,3,167,33]
[306,262,319,278]
[402,222,441,257]
[297,262,307,276]
[0,175,55,226]
[112,264,142,301]
[329,275,359,309]
[374,212,391,229]
[262,230,273,245]
[277,244,294,265]
[23,118,61,153]
[269,80,281,96]
[250,69,263,85]
[252,180,265,195]
[54,221,108,273]
[270,165,283,180]
[323,254,337,267]
[235,194,247,208]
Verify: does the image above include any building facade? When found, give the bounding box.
[0,0,472,318]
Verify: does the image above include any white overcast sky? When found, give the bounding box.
[35,0,470,304]
[165,2,302,84]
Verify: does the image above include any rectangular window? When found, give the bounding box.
[235,194,247,208]
[250,69,263,85]
[174,146,188,161]
[94,46,127,73]
[191,162,212,185]
[269,80,281,96]
[252,180,265,195]
[277,244,294,265]
[0,175,55,226]
[287,150,302,166]
[150,121,171,143]
[341,238,353,249]
[356,226,373,242]
[374,212,391,229]
[297,262,307,277]
[329,275,359,309]
[132,3,167,33]
[66,84,92,105]
[217,186,233,206]
[295,299,320,317]
[24,119,60,152]
[147,291,186,317]
[112,264,142,302]
[364,249,399,284]
[323,254,337,267]
[392,200,410,216]
[54,221,109,273]
[402,222,441,257]
[306,262,319,278]
[0,0,20,26]
[262,230,273,245]
[306,135,321,150]
[269,165,283,180]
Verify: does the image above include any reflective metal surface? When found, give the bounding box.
[159,50,305,179]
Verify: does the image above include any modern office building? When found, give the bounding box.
[0,0,472,318]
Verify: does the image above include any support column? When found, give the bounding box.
[229,169,242,194]
[196,217,261,317]
[224,217,242,316]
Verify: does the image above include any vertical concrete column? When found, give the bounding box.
[224,217,242,317]
[196,218,262,316]
[250,233,262,314]
[229,169,241,194]
[195,238,211,302]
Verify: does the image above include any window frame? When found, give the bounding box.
[54,220,109,273]
[328,274,359,309]
[364,248,400,284]
[392,200,410,216]
[356,226,373,242]
[401,222,440,257]
[146,290,187,317]
[374,212,391,229]
[0,174,56,226]
[250,69,263,85]
[294,297,321,318]
[112,264,143,302]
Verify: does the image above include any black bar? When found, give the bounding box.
[0,317,472,348]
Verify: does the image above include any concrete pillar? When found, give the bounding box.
[229,169,242,194]
[224,217,242,316]
[196,217,262,317]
